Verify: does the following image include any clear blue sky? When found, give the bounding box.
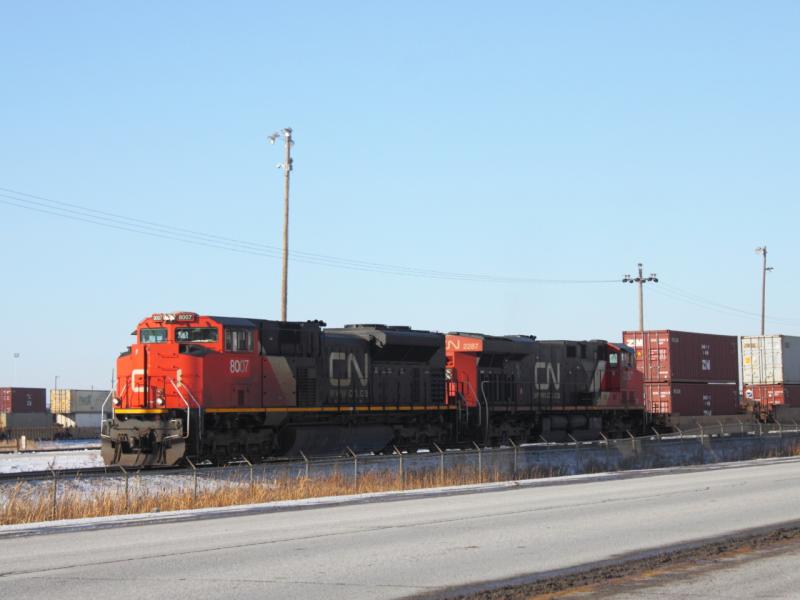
[1,1,799,390]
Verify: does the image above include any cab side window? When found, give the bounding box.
[225,327,253,352]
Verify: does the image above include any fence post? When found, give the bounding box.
[509,438,518,479]
[242,456,254,499]
[650,427,661,441]
[626,431,636,452]
[49,467,57,520]
[472,441,482,483]
[433,443,445,486]
[698,423,704,444]
[300,450,309,480]
[186,458,198,506]
[716,420,725,437]
[567,434,580,472]
[118,465,129,512]
[778,421,783,438]
[394,445,404,491]
[599,432,609,462]
[737,418,743,435]
[346,447,358,492]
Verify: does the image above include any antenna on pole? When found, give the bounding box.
[268,127,293,322]
[622,263,658,331]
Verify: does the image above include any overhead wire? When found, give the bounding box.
[650,285,800,327]
[0,186,617,284]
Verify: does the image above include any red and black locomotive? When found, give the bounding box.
[103,312,643,466]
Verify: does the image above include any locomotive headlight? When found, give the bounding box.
[156,397,164,406]
[112,398,120,406]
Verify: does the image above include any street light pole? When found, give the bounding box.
[755,246,773,335]
[622,263,659,331]
[268,127,294,322]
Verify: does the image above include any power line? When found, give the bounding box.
[0,186,617,285]
[651,285,800,326]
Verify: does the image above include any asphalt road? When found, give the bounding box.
[3,457,800,600]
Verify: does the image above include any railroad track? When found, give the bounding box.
[0,464,194,483]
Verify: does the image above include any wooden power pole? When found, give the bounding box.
[755,246,773,335]
[623,263,658,331]
[269,128,293,321]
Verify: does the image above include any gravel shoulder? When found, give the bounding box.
[427,524,800,600]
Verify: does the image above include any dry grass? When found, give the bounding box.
[0,464,564,527]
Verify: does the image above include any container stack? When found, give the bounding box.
[0,387,52,429]
[622,330,739,417]
[50,389,109,431]
[741,335,800,416]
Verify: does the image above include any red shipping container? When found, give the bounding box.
[644,382,739,416]
[0,387,47,413]
[743,384,800,413]
[622,330,738,383]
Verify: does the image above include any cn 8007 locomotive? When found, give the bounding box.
[103,312,643,466]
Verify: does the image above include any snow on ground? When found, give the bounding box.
[0,450,104,474]
[32,439,100,451]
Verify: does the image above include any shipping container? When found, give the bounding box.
[55,413,101,429]
[2,412,53,428]
[741,335,800,385]
[644,382,739,416]
[50,389,109,414]
[622,330,738,383]
[0,388,47,413]
[743,383,800,414]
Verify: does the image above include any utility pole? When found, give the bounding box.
[623,263,658,331]
[268,127,294,322]
[755,246,773,335]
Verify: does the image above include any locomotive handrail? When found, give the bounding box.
[177,380,202,444]
[100,386,124,440]
[463,380,481,426]
[167,378,191,440]
[478,380,491,443]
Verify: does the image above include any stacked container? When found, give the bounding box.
[0,388,52,429]
[0,387,47,413]
[50,389,109,433]
[622,330,739,417]
[741,335,800,416]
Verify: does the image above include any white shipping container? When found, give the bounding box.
[55,413,101,429]
[55,414,77,429]
[741,335,800,384]
[74,413,101,428]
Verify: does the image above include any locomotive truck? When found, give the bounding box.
[102,312,644,467]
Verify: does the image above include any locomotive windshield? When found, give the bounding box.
[140,328,168,343]
[176,327,218,343]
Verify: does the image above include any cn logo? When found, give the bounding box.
[534,362,561,391]
[131,368,146,393]
[329,352,369,387]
